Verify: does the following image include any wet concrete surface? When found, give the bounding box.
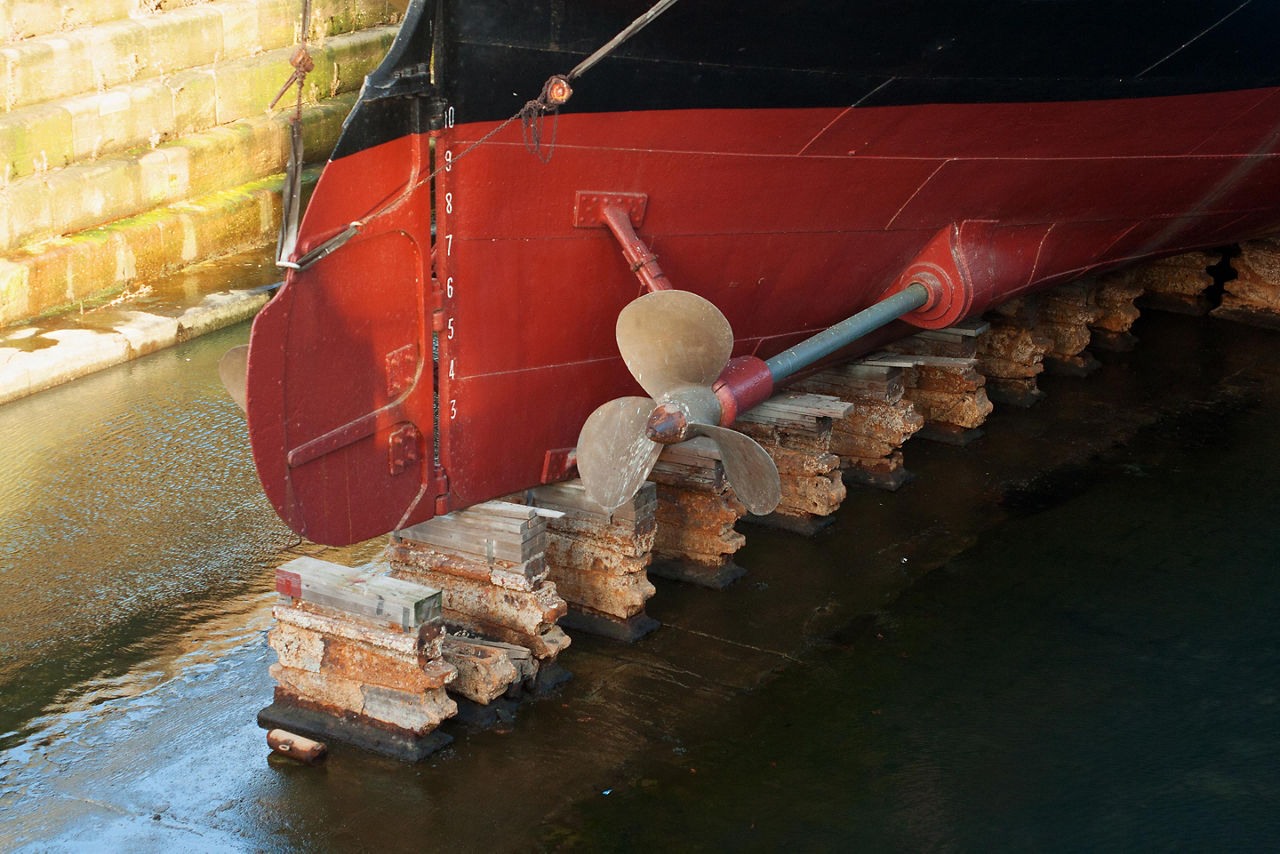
[0,248,277,405]
[0,309,1277,850]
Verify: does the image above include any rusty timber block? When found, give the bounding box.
[862,351,993,443]
[269,666,457,732]
[1212,237,1280,330]
[883,317,989,359]
[261,558,458,762]
[648,437,748,589]
[842,451,914,491]
[397,501,549,564]
[442,634,531,704]
[793,362,923,490]
[441,634,573,729]
[388,501,572,660]
[976,300,1052,407]
[513,480,660,643]
[736,393,851,534]
[272,601,448,681]
[1134,249,1219,315]
[1087,270,1145,352]
[1034,283,1102,376]
[735,392,854,452]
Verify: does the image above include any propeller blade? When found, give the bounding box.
[689,423,781,515]
[219,345,249,413]
[577,396,663,510]
[616,290,734,399]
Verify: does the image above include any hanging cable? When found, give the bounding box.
[270,0,315,268]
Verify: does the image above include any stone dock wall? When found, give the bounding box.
[0,0,402,326]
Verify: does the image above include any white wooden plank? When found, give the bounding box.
[275,557,442,629]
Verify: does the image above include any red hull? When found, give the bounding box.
[249,89,1280,544]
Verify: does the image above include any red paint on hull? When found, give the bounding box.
[246,131,438,545]
[250,89,1280,544]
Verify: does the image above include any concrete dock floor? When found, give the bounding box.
[1,304,1276,850]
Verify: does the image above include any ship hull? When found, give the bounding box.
[247,0,1280,544]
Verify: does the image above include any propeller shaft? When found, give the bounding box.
[764,282,931,382]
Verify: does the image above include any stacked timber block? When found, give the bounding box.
[515,481,660,643]
[259,557,457,761]
[648,438,750,589]
[976,298,1053,407]
[440,635,542,709]
[1133,250,1219,315]
[869,319,994,444]
[1213,237,1280,329]
[0,0,402,325]
[792,363,924,490]
[1031,283,1103,376]
[1087,270,1145,351]
[386,501,572,711]
[734,392,855,534]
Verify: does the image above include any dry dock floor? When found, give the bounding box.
[0,306,1277,850]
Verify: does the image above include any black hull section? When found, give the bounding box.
[333,0,1280,159]
[447,0,1280,118]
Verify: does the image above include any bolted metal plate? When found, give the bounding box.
[572,191,648,228]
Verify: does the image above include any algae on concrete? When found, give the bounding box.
[0,0,399,391]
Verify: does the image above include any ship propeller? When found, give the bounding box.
[219,344,249,413]
[576,290,781,515]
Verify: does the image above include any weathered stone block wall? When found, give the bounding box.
[0,0,401,325]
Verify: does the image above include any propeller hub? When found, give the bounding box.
[645,401,689,444]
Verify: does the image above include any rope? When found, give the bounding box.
[568,0,680,80]
[293,0,682,267]
[424,0,682,181]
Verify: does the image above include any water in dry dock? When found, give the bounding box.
[0,308,1278,851]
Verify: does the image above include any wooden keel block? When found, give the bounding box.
[793,363,923,491]
[267,665,458,734]
[388,559,571,659]
[387,501,571,660]
[734,392,854,453]
[274,557,443,631]
[1086,270,1144,352]
[1034,283,1102,376]
[397,500,549,565]
[862,351,992,440]
[649,437,749,587]
[268,617,453,694]
[1134,249,1219,315]
[273,599,444,660]
[1212,237,1280,329]
[882,317,988,359]
[263,558,459,758]
[510,480,659,641]
[840,451,914,491]
[441,633,571,730]
[976,300,1052,408]
[442,635,526,705]
[735,393,851,532]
